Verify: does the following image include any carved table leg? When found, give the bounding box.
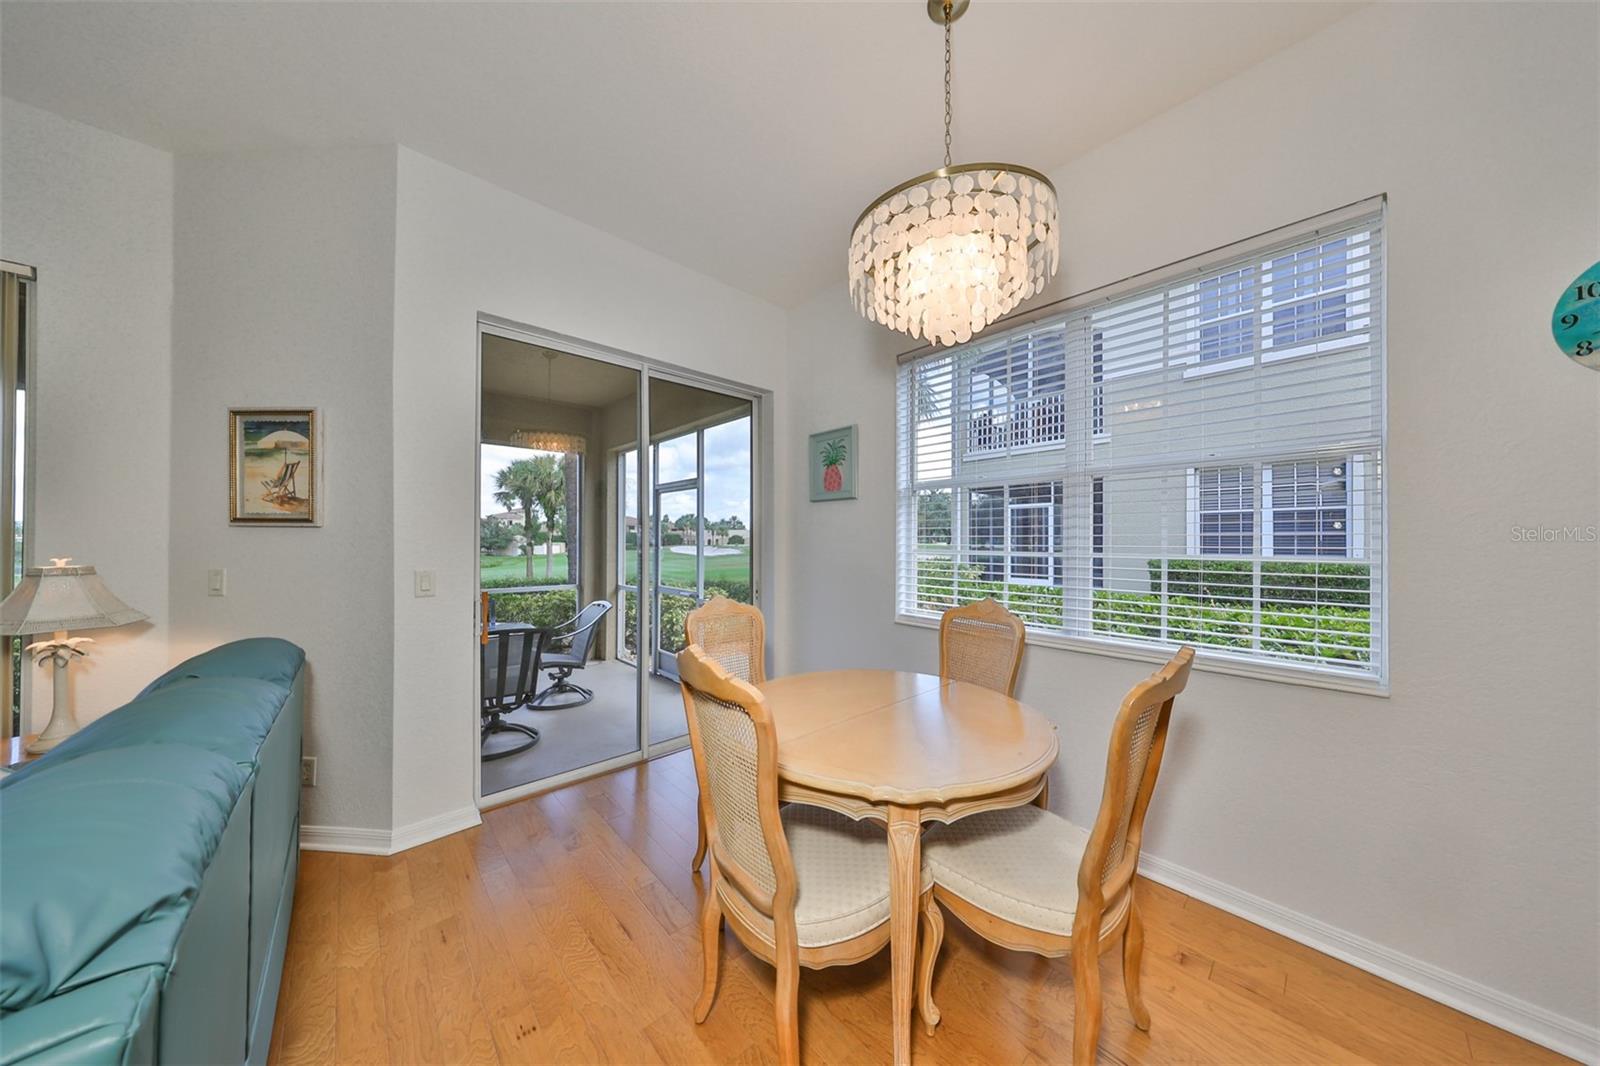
[886,804,922,1066]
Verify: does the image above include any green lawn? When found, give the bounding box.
[481,547,750,591]
[480,552,571,583]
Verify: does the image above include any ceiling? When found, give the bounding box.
[481,335,638,408]
[0,1,1357,307]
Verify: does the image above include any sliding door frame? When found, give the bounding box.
[474,315,766,808]
[2,263,36,743]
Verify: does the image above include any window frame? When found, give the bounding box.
[894,198,1388,696]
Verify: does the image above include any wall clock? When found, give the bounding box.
[1552,260,1600,371]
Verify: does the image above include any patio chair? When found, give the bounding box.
[532,599,614,708]
[481,624,546,760]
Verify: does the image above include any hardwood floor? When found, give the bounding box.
[269,750,1571,1065]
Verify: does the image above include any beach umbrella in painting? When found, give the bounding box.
[257,428,308,456]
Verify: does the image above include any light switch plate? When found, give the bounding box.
[414,570,436,597]
[207,569,227,597]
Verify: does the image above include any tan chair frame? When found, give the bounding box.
[917,646,1195,1066]
[679,645,891,1066]
[683,596,767,870]
[938,597,1026,697]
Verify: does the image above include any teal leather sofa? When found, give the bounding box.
[0,638,305,1066]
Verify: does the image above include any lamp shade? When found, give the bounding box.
[0,560,147,635]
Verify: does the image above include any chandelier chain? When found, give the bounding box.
[942,1,953,168]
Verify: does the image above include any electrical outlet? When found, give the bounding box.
[300,756,317,788]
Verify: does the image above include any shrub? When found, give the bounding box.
[617,585,754,661]
[728,533,745,545]
[1092,590,1371,664]
[913,558,1065,626]
[479,518,515,552]
[486,585,577,629]
[1149,558,1371,608]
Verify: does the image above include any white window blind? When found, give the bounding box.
[896,204,1386,686]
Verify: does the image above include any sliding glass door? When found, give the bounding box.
[478,334,643,801]
[479,323,758,802]
[642,378,754,750]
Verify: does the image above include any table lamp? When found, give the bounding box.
[0,558,147,754]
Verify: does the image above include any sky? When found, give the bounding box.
[481,415,751,527]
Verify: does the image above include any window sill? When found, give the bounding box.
[893,612,1390,698]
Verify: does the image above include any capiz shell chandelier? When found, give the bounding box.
[848,0,1059,347]
[510,351,586,454]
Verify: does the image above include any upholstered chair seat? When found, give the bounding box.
[717,804,932,950]
[923,807,1125,939]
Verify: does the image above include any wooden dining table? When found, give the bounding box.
[758,669,1059,1066]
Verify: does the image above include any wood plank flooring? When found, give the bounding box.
[269,750,1572,1065]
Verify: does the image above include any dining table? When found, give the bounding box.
[757,668,1060,1066]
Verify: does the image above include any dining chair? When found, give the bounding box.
[914,646,1195,1066]
[683,596,767,870]
[938,597,1026,697]
[678,644,926,1066]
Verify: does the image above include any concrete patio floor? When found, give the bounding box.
[480,656,685,797]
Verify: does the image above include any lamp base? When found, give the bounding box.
[24,655,77,755]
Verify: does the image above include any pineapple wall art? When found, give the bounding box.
[809,425,858,502]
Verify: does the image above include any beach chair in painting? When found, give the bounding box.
[261,460,301,502]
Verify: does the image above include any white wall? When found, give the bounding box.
[0,99,173,723]
[389,147,789,831]
[783,1,1599,1052]
[170,145,397,832]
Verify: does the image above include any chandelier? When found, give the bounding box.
[847,0,1059,347]
[510,352,586,454]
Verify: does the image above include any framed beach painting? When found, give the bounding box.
[809,425,857,502]
[229,408,319,525]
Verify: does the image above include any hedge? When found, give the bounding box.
[484,585,577,630]
[620,585,748,658]
[914,558,1370,664]
[1149,558,1371,608]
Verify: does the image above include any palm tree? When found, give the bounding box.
[532,456,567,581]
[494,456,565,581]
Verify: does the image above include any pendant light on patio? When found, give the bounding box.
[511,351,586,454]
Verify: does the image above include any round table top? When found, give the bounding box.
[758,669,1059,807]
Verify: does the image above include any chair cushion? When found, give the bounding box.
[722,806,929,949]
[923,805,1089,937]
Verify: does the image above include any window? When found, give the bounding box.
[964,325,1067,454]
[1266,457,1355,558]
[897,201,1386,686]
[1191,466,1255,555]
[1198,266,1256,363]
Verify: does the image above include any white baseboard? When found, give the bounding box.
[300,805,483,857]
[1138,853,1599,1064]
[390,805,483,853]
[299,823,391,855]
